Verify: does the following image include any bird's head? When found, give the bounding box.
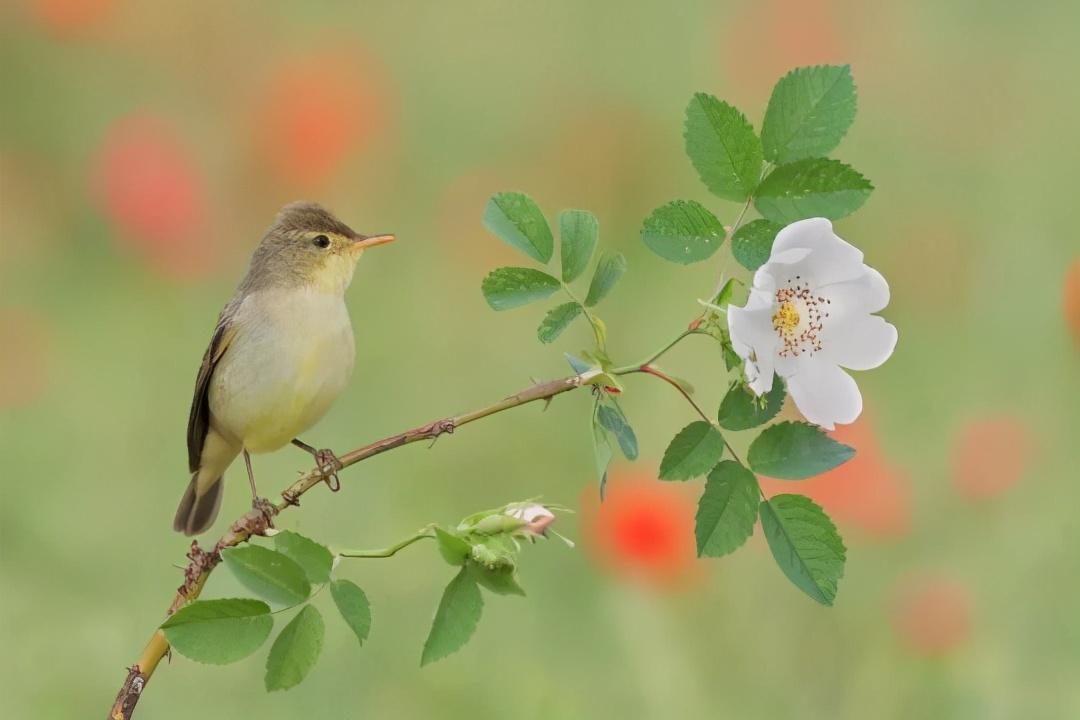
[246,202,394,294]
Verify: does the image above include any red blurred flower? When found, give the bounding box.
[890,574,972,657]
[254,51,388,190]
[1065,258,1080,346]
[951,416,1031,500]
[760,414,911,539]
[581,472,701,589]
[0,307,50,409]
[29,0,113,37]
[91,113,215,278]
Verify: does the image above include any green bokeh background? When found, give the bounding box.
[2,1,1078,718]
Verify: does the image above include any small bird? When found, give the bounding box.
[174,202,394,535]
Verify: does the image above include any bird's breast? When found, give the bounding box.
[208,288,356,452]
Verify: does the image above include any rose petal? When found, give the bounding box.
[819,267,891,315]
[785,358,863,429]
[822,314,898,371]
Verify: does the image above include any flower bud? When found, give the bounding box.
[505,503,555,536]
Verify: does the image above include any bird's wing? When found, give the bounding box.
[186,304,239,473]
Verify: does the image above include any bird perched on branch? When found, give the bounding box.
[174,203,394,535]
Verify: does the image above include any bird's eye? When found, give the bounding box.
[313,234,331,249]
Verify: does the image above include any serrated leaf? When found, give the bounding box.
[584,250,626,307]
[537,301,583,343]
[641,200,726,265]
[161,598,272,665]
[731,219,782,272]
[265,605,324,691]
[434,526,472,566]
[222,545,311,606]
[760,494,846,605]
[421,568,483,666]
[717,377,786,431]
[481,267,561,311]
[695,461,759,558]
[482,192,553,263]
[747,421,854,479]
[658,421,725,481]
[468,560,526,597]
[329,579,371,646]
[761,65,857,164]
[272,531,333,585]
[596,400,638,460]
[684,93,763,201]
[559,209,598,282]
[755,158,873,224]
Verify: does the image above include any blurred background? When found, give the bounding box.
[1,1,1078,718]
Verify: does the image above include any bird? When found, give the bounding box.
[173,202,394,535]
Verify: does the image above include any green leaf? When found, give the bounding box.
[761,65,857,164]
[434,526,472,566]
[482,191,553,263]
[537,301,583,343]
[722,341,742,372]
[559,209,598,282]
[596,400,638,460]
[421,568,483,666]
[641,200,726,265]
[591,400,614,498]
[468,560,525,597]
[755,158,873,224]
[481,267,561,311]
[760,494,846,605]
[658,421,725,481]
[717,377,786,431]
[272,531,333,585]
[566,352,594,375]
[695,461,760,558]
[161,598,272,665]
[731,219,782,271]
[584,250,627,307]
[222,545,311,606]
[329,579,371,646]
[265,605,324,691]
[684,93,763,201]
[747,421,855,479]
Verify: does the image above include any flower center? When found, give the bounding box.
[773,276,831,358]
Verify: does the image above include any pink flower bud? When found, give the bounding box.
[506,503,555,536]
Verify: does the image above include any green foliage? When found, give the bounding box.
[695,461,760,558]
[760,494,846,605]
[273,531,333,585]
[755,158,873,224]
[731,219,782,272]
[481,267,561,310]
[591,399,614,497]
[684,93,763,201]
[658,421,726,480]
[641,200,726,265]
[161,598,272,665]
[537,301,583,343]
[596,397,638,460]
[717,377,785,431]
[434,526,472,566]
[748,421,855,479]
[584,250,627,306]
[559,209,598,282]
[761,64,857,164]
[265,605,325,691]
[483,191,554,263]
[421,568,484,666]
[329,579,371,646]
[468,559,526,597]
[222,545,311,606]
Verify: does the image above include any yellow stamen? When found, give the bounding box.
[772,301,800,336]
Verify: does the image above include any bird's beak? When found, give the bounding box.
[352,233,395,250]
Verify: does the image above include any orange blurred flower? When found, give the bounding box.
[0,307,51,409]
[580,472,702,589]
[254,51,389,190]
[760,413,910,539]
[890,574,972,657]
[951,415,1031,500]
[91,113,216,278]
[1065,258,1080,345]
[29,0,113,37]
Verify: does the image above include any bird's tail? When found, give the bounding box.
[173,472,224,536]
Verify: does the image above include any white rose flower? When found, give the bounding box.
[727,218,897,430]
